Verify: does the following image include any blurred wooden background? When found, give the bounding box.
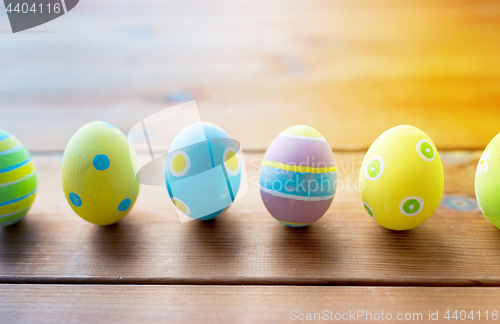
[1,0,500,322]
[1,0,500,151]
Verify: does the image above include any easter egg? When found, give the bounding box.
[259,125,337,227]
[359,125,444,231]
[475,132,500,229]
[165,122,241,220]
[61,121,140,225]
[0,129,37,226]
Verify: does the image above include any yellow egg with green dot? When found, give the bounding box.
[61,121,140,226]
[359,125,444,230]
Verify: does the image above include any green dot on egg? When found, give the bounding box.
[364,205,374,217]
[367,159,381,178]
[420,141,435,159]
[403,199,421,214]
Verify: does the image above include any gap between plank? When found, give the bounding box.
[0,277,498,287]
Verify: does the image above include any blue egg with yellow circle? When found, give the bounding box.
[165,122,241,220]
[0,129,37,226]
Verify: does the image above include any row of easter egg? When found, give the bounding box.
[1,123,499,231]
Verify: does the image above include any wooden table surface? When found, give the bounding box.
[1,0,500,323]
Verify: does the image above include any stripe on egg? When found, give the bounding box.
[0,171,37,206]
[0,170,37,189]
[0,157,32,174]
[0,207,30,225]
[0,193,36,216]
[0,189,37,207]
[259,165,337,199]
[261,160,337,174]
[0,133,11,141]
[260,186,335,201]
[0,148,30,170]
[0,143,23,157]
[0,161,36,183]
[0,206,30,218]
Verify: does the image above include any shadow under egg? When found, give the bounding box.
[370,225,458,277]
[0,218,40,263]
[176,214,244,277]
[87,219,143,269]
[268,221,340,274]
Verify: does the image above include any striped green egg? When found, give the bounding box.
[0,129,37,226]
[62,121,140,226]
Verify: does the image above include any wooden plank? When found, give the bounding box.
[2,285,500,323]
[1,0,500,151]
[1,151,498,286]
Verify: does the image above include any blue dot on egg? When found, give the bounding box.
[101,121,116,129]
[93,154,110,171]
[118,198,131,212]
[69,192,82,207]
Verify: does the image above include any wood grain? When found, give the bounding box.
[1,0,500,151]
[2,285,500,323]
[2,0,500,321]
[1,152,497,286]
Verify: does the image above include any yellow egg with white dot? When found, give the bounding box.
[61,121,140,225]
[359,125,444,230]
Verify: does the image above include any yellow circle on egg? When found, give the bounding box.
[173,198,191,215]
[172,154,186,173]
[225,150,238,171]
[169,151,191,177]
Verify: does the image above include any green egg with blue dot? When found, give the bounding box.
[0,129,37,226]
[61,121,140,226]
